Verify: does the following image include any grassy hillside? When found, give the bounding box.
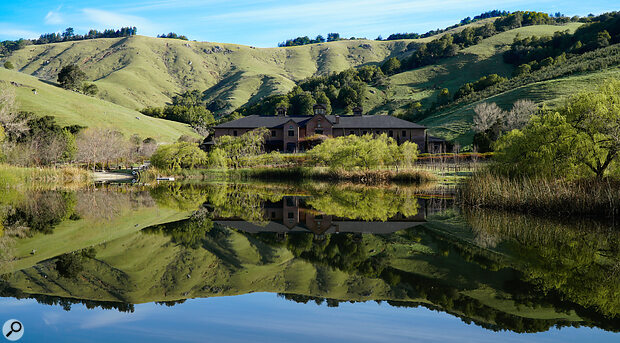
[365,23,583,114]
[5,20,610,145]
[422,66,620,143]
[6,35,414,111]
[0,68,198,142]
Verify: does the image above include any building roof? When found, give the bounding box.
[214,114,426,130]
[329,115,425,129]
[214,115,311,128]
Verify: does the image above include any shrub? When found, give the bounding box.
[151,142,208,170]
[207,148,227,168]
[57,64,86,91]
[81,83,98,96]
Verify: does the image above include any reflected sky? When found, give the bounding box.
[1,293,617,343]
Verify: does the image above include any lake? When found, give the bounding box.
[0,182,618,342]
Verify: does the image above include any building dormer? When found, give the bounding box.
[353,106,363,116]
[313,104,327,116]
[276,106,287,116]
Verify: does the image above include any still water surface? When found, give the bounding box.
[0,182,618,342]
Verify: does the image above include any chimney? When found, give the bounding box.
[353,106,363,116]
[276,106,287,116]
[335,115,340,124]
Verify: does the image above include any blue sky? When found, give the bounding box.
[0,0,617,47]
[2,294,619,342]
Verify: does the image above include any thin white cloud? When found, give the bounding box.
[81,8,160,35]
[45,10,64,25]
[79,310,138,329]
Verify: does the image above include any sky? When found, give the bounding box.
[2,294,619,342]
[0,0,617,47]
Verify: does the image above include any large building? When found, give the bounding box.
[213,105,428,153]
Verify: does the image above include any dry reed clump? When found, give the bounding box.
[458,170,620,218]
[0,164,91,189]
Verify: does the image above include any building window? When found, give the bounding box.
[271,130,277,137]
[233,130,238,136]
[402,130,407,137]
[288,130,295,137]
[286,198,295,206]
[315,129,323,135]
[388,130,393,137]
[271,211,276,219]
[315,215,323,220]
[288,212,294,219]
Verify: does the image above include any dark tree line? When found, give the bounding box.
[35,27,137,45]
[278,33,356,47]
[504,12,620,73]
[157,32,189,40]
[383,11,575,76]
[407,12,620,122]
[419,42,620,121]
[0,27,137,56]
[453,74,508,100]
[385,10,512,41]
[279,35,325,47]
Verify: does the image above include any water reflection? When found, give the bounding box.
[0,183,618,336]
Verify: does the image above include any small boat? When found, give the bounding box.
[156,177,175,181]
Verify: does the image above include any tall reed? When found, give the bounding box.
[0,164,91,188]
[233,167,437,185]
[458,170,619,218]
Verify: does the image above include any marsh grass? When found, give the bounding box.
[458,170,620,218]
[232,167,437,184]
[141,166,437,185]
[0,164,91,188]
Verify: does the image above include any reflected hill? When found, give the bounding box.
[0,183,619,334]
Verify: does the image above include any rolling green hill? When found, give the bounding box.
[4,22,580,115]
[6,35,414,111]
[5,19,618,144]
[421,66,620,143]
[0,68,198,142]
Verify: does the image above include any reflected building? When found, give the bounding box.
[213,196,448,236]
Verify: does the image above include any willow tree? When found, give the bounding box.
[494,79,620,178]
[560,79,620,178]
[215,127,270,169]
[309,133,417,170]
